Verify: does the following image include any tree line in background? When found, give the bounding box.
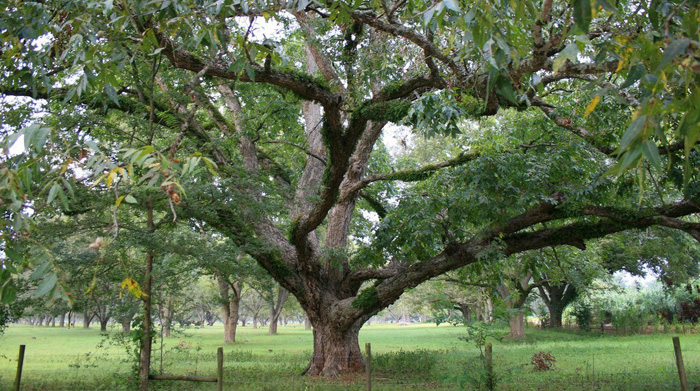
[1,0,700,388]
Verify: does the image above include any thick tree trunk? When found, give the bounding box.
[268,287,289,335]
[549,304,564,328]
[217,277,241,343]
[121,316,132,332]
[252,315,258,329]
[100,317,109,332]
[59,313,65,327]
[538,283,577,329]
[305,315,312,330]
[303,322,365,376]
[226,297,240,342]
[83,309,93,329]
[509,312,525,339]
[455,303,471,323]
[268,308,278,335]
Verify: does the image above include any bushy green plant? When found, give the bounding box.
[571,303,592,332]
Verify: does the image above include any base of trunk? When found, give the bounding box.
[509,313,525,339]
[303,324,364,377]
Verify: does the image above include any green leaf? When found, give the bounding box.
[621,64,645,88]
[443,0,461,12]
[641,141,661,171]
[656,39,689,70]
[5,245,22,263]
[125,194,137,204]
[31,262,51,281]
[573,0,592,33]
[552,44,579,72]
[608,143,644,175]
[47,183,61,204]
[619,115,647,152]
[35,273,58,297]
[1,281,17,304]
[595,0,620,16]
[104,84,119,105]
[33,127,50,153]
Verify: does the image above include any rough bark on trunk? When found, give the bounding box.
[509,312,525,339]
[121,316,132,332]
[59,313,65,327]
[303,322,365,376]
[218,277,241,343]
[455,302,471,323]
[100,317,109,332]
[83,309,93,329]
[538,282,577,329]
[268,286,289,335]
[160,298,173,338]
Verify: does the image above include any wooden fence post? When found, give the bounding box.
[365,343,372,391]
[485,343,493,391]
[673,337,689,391]
[14,344,26,391]
[217,347,223,391]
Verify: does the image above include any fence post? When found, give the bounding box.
[673,337,689,391]
[217,347,223,391]
[14,344,26,391]
[485,343,493,391]
[365,343,372,391]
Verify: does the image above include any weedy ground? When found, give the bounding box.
[1,323,699,390]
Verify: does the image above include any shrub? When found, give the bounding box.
[571,302,592,332]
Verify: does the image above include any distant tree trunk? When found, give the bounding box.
[240,316,247,327]
[305,315,312,330]
[51,316,56,327]
[83,308,93,329]
[497,272,538,339]
[509,312,525,339]
[99,316,110,331]
[37,316,44,326]
[268,286,289,335]
[455,302,471,323]
[160,297,173,338]
[538,282,577,329]
[217,276,242,343]
[120,316,132,332]
[253,315,258,329]
[59,313,66,327]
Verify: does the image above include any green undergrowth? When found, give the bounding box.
[1,323,699,390]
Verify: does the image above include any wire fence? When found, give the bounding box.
[3,337,700,390]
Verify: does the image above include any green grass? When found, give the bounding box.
[1,323,699,390]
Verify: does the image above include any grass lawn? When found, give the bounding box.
[1,322,699,390]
